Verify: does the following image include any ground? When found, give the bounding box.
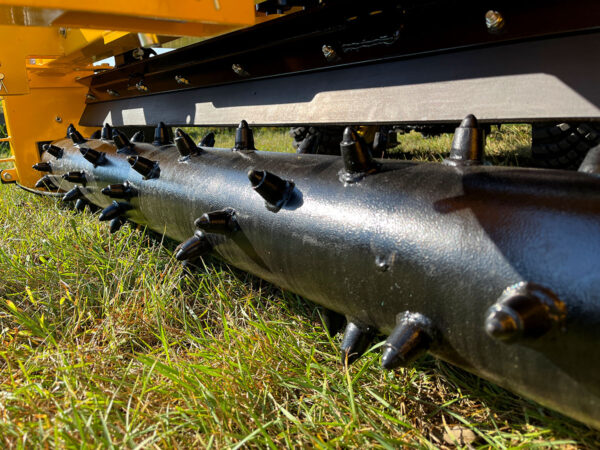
[0,125,598,448]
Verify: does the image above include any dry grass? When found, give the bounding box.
[0,125,598,448]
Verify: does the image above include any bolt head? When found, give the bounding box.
[322,45,337,61]
[485,10,505,32]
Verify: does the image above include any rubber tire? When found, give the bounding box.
[290,126,344,155]
[531,122,600,169]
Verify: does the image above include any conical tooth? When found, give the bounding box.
[443,114,485,166]
[66,123,76,138]
[69,127,86,145]
[234,120,255,150]
[340,126,377,179]
[340,322,374,365]
[484,282,566,343]
[130,131,145,143]
[62,171,87,185]
[109,217,126,234]
[194,208,238,234]
[32,162,52,173]
[90,130,102,139]
[79,147,107,167]
[578,145,600,174]
[35,175,59,190]
[153,121,171,146]
[99,201,131,222]
[74,198,88,213]
[248,169,294,210]
[101,182,137,199]
[174,128,198,157]
[101,123,113,140]
[112,130,136,154]
[199,132,215,148]
[175,230,212,261]
[43,144,63,159]
[323,309,346,337]
[381,312,434,370]
[127,155,160,179]
[61,186,84,202]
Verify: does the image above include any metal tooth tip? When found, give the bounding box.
[128,155,160,179]
[381,312,433,370]
[248,169,264,187]
[200,132,215,148]
[66,123,76,137]
[340,322,373,365]
[43,144,63,159]
[130,131,145,143]
[74,198,88,212]
[109,217,126,234]
[153,121,170,146]
[35,176,57,190]
[69,130,86,145]
[99,201,130,222]
[342,126,357,144]
[460,114,478,128]
[32,162,52,173]
[239,120,249,129]
[194,209,237,233]
[90,130,102,140]
[101,123,113,140]
[174,128,197,157]
[175,231,212,261]
[484,307,521,341]
[62,171,86,185]
[101,182,137,199]
[61,186,84,202]
[80,147,107,166]
[235,120,255,150]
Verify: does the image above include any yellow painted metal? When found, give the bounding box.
[0,0,255,36]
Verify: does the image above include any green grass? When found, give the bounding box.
[0,126,599,448]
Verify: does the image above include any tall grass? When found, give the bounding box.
[0,126,598,447]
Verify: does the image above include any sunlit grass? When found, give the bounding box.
[0,125,598,447]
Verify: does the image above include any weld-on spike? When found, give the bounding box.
[175,230,212,261]
[127,155,160,179]
[381,312,435,370]
[74,198,88,213]
[339,126,379,183]
[194,208,238,234]
[130,131,145,143]
[578,145,600,175]
[248,169,294,211]
[112,129,136,155]
[69,127,86,145]
[340,321,374,365]
[35,175,59,191]
[79,147,107,167]
[66,123,76,138]
[443,114,485,166]
[174,128,198,157]
[99,201,132,222]
[101,123,113,140]
[485,282,567,343]
[43,144,63,159]
[90,130,102,140]
[323,309,346,337]
[200,132,215,148]
[32,162,52,173]
[62,171,87,186]
[153,121,171,146]
[101,181,137,199]
[109,217,126,234]
[234,120,255,150]
[61,186,84,202]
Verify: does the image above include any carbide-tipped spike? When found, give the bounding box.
[199,132,215,148]
[130,131,145,143]
[62,171,87,185]
[66,123,76,138]
[112,130,136,154]
[443,114,485,166]
[248,169,294,210]
[174,128,198,157]
[194,208,238,234]
[234,120,255,150]
[153,121,171,146]
[381,312,434,370]
[99,201,131,222]
[340,126,377,180]
[32,162,52,173]
[109,216,126,234]
[101,123,113,140]
[127,155,160,179]
[74,198,88,213]
[90,130,101,139]
[175,230,212,261]
[340,322,374,365]
[43,144,63,159]
[79,147,107,167]
[484,282,566,343]
[61,186,84,202]
[578,145,600,174]
[35,175,59,191]
[101,182,137,199]
[323,309,346,337]
[69,128,86,145]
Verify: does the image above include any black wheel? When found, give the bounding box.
[289,126,344,155]
[531,122,600,169]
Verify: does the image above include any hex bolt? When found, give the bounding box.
[485,10,505,33]
[232,64,250,77]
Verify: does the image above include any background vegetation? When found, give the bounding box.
[0,124,598,448]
